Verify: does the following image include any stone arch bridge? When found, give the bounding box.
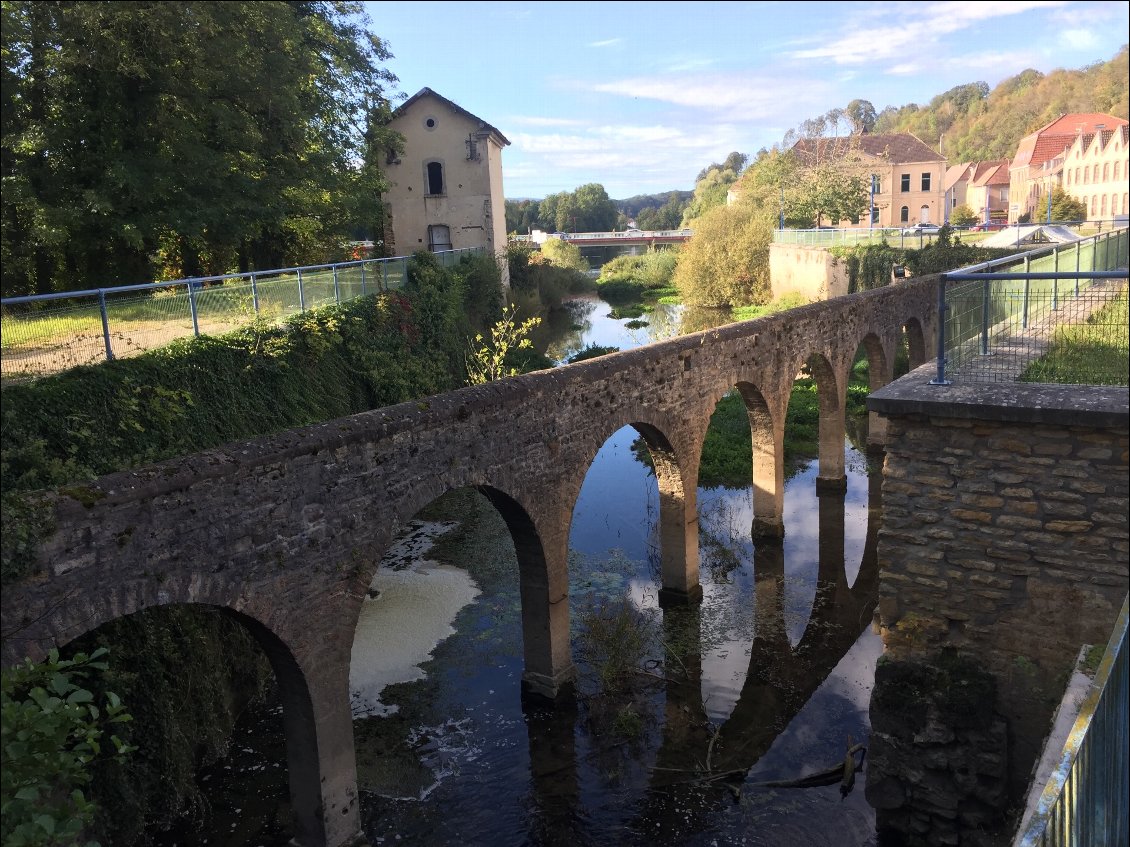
[1,278,938,846]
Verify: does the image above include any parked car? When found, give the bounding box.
[901,222,941,235]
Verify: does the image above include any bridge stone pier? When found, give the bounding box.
[1,279,937,846]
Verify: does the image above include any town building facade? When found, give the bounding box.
[1007,113,1128,223]
[789,133,947,229]
[382,88,510,278]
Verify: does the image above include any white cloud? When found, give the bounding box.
[1061,28,1101,50]
[590,74,831,118]
[788,0,1068,65]
[588,37,622,48]
[506,115,589,128]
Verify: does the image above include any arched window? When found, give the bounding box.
[1101,195,1107,216]
[1084,166,1090,183]
[900,205,909,223]
[919,204,930,223]
[1102,163,1109,181]
[1115,161,1121,181]
[426,161,444,195]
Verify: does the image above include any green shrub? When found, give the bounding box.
[1,648,133,847]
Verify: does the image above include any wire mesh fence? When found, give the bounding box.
[937,229,1129,386]
[0,250,473,383]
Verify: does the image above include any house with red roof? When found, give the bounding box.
[1061,123,1129,222]
[788,133,947,229]
[944,160,1011,225]
[1007,113,1128,223]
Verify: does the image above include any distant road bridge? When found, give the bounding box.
[512,228,693,248]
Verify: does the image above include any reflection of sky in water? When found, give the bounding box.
[542,294,723,365]
[570,425,872,726]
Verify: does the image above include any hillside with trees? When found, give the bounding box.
[871,45,1128,161]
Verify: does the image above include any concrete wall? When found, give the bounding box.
[866,366,1129,840]
[769,243,850,301]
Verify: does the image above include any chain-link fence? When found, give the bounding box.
[0,249,478,382]
[933,229,1129,386]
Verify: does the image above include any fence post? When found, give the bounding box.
[1075,243,1081,297]
[98,289,114,361]
[360,262,367,296]
[250,273,260,315]
[1052,247,1059,311]
[980,279,991,356]
[1022,255,1031,330]
[929,275,951,385]
[333,265,341,304]
[382,261,388,292]
[187,280,201,337]
[297,268,305,312]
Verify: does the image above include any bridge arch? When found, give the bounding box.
[45,601,342,847]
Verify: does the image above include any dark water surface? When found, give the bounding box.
[158,296,885,846]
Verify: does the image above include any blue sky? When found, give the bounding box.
[363,1,1129,199]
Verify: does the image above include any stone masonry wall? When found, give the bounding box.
[866,365,1129,842]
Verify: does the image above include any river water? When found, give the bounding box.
[158,294,886,846]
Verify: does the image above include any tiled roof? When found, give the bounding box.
[972,160,1011,187]
[1011,113,1127,169]
[792,132,943,164]
[944,163,972,191]
[392,87,511,146]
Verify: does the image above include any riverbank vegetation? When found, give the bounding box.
[0,250,511,844]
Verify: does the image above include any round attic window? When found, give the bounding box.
[424,116,437,130]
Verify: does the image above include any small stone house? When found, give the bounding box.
[382,88,510,279]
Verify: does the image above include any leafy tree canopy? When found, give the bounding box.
[1,0,399,296]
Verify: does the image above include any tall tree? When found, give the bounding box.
[1,1,399,296]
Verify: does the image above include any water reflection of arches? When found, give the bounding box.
[615,460,884,843]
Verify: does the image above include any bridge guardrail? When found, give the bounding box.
[929,229,1129,386]
[0,248,482,383]
[1013,594,1128,847]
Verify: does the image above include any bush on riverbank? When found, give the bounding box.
[595,248,678,302]
[507,243,594,312]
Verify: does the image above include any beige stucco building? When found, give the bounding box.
[1007,113,1128,223]
[382,88,510,278]
[1062,122,1129,221]
[789,133,947,228]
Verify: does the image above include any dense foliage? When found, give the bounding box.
[672,200,774,307]
[68,608,275,845]
[0,251,502,582]
[829,229,1017,292]
[594,248,679,301]
[870,47,1128,161]
[1,648,132,847]
[1,1,399,297]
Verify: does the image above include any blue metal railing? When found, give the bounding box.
[1014,594,1129,847]
[929,229,1129,385]
[0,248,482,381]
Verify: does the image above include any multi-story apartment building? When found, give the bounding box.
[1008,113,1128,223]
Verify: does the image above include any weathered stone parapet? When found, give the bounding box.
[866,363,1129,841]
